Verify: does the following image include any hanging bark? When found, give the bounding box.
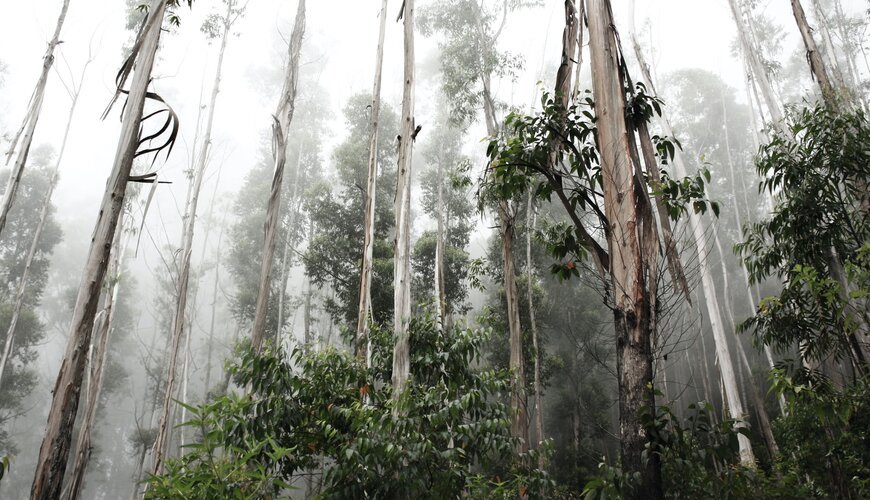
[587,1,663,495]
[251,0,306,353]
[64,207,133,500]
[629,17,757,467]
[151,0,238,473]
[356,0,389,365]
[391,0,416,405]
[0,49,89,389]
[526,193,544,466]
[0,0,70,238]
[31,1,168,497]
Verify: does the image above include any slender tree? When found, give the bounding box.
[251,0,306,353]
[356,0,389,365]
[0,0,70,238]
[31,1,175,496]
[150,0,242,474]
[392,0,416,403]
[0,50,90,390]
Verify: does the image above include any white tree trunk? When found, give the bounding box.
[434,159,446,333]
[526,193,544,465]
[251,0,306,353]
[150,0,237,472]
[0,50,89,388]
[356,0,389,365]
[64,206,133,500]
[31,2,166,497]
[391,0,416,405]
[0,0,70,238]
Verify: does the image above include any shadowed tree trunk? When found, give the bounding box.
[31,2,168,497]
[251,0,306,353]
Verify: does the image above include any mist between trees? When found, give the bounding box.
[0,0,868,498]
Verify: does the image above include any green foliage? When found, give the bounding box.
[769,367,870,498]
[737,104,869,364]
[149,316,549,497]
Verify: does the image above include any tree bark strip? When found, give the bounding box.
[251,0,306,353]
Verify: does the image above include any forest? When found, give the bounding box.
[0,0,868,498]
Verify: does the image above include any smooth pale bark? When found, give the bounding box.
[0,0,70,238]
[31,2,165,497]
[251,0,306,353]
[356,0,389,365]
[587,1,662,496]
[64,209,132,500]
[151,0,237,472]
[727,0,785,125]
[276,143,305,346]
[433,158,446,333]
[526,193,544,464]
[204,216,225,394]
[0,51,88,388]
[392,0,416,404]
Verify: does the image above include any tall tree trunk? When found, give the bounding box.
[251,0,306,353]
[391,0,416,405]
[587,1,662,496]
[204,212,226,395]
[501,201,528,454]
[526,193,544,465]
[64,207,133,500]
[356,0,389,365]
[0,49,89,388]
[629,22,756,467]
[434,159,446,333]
[31,2,167,496]
[790,0,835,102]
[276,142,305,346]
[150,0,236,471]
[0,0,70,238]
[727,0,785,125]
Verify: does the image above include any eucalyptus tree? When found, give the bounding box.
[250,0,306,353]
[31,1,186,497]
[356,0,389,364]
[418,0,539,452]
[0,0,70,238]
[392,0,417,403]
[150,0,244,476]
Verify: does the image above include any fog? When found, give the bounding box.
[0,0,868,498]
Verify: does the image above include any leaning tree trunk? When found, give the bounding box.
[587,1,662,496]
[0,50,89,389]
[251,0,306,353]
[64,206,133,500]
[391,0,416,406]
[150,0,237,471]
[31,2,167,497]
[0,0,70,238]
[790,0,835,102]
[356,0,389,365]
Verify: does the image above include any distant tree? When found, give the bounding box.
[0,153,62,455]
[304,94,399,330]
